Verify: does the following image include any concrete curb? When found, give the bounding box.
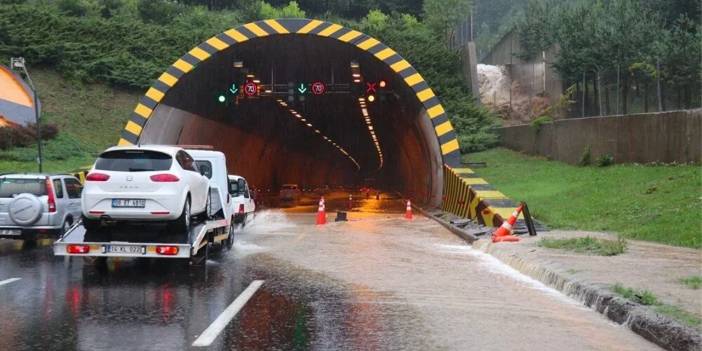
[472,240,702,351]
[415,206,478,243]
[422,209,701,351]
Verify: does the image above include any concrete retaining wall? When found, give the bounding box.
[499,109,701,164]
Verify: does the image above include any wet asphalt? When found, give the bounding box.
[0,192,660,350]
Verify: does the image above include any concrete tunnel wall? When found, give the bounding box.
[119,19,462,207]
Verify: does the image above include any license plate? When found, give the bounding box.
[112,199,145,208]
[105,245,144,254]
[0,229,21,236]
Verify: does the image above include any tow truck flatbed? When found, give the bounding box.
[53,217,229,260]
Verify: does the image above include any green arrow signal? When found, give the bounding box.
[229,84,238,95]
[297,83,308,94]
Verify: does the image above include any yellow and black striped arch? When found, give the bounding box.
[118,18,461,167]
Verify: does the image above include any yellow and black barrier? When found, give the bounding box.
[441,165,520,227]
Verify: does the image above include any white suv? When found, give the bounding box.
[81,145,210,231]
[0,174,82,239]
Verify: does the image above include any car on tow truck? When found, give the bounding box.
[81,145,210,232]
[228,175,255,225]
[55,146,235,265]
[0,174,83,239]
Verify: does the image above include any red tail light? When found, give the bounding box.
[238,204,245,214]
[67,245,90,254]
[45,177,56,213]
[150,174,180,182]
[156,246,179,255]
[86,173,110,182]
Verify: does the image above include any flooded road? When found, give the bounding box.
[0,194,660,350]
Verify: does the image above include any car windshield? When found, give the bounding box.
[95,150,172,172]
[195,160,212,178]
[228,180,239,195]
[0,178,47,198]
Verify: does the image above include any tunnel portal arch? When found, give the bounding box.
[118,19,470,206]
[118,18,460,166]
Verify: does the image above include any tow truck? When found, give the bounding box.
[53,147,235,265]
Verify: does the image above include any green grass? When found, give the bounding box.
[466,148,702,248]
[0,69,138,173]
[612,283,702,329]
[612,283,659,305]
[679,276,702,289]
[654,305,702,329]
[538,236,627,256]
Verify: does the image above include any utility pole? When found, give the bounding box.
[10,57,43,173]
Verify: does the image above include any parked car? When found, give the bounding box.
[0,174,83,239]
[228,175,255,225]
[81,145,210,232]
[279,184,301,202]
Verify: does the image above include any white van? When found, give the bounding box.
[186,148,233,224]
[227,175,255,225]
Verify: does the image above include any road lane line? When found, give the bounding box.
[192,280,264,347]
[0,278,21,287]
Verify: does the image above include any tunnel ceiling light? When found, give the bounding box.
[357,95,384,170]
[233,61,244,68]
[274,99,360,170]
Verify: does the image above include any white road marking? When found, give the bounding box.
[0,277,21,287]
[192,280,264,347]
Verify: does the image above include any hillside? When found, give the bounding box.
[0,69,139,173]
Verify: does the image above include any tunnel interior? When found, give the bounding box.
[138,34,444,206]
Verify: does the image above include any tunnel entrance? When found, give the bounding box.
[118,19,460,206]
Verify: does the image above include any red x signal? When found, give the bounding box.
[366,82,377,94]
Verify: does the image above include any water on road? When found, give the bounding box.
[0,195,659,350]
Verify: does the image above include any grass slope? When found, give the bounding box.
[466,148,702,248]
[0,69,139,173]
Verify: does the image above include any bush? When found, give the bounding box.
[578,145,592,166]
[138,0,182,24]
[596,153,614,167]
[0,124,59,150]
[57,0,88,17]
[530,115,553,132]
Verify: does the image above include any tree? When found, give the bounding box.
[422,0,472,41]
[137,0,182,24]
[258,1,305,19]
[360,9,388,33]
[516,0,556,60]
[57,0,88,16]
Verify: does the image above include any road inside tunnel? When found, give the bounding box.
[136,33,445,206]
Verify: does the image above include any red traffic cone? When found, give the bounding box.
[316,197,326,225]
[492,204,523,243]
[405,200,413,220]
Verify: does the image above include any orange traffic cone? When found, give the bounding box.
[492,204,523,243]
[316,197,326,225]
[405,200,413,220]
